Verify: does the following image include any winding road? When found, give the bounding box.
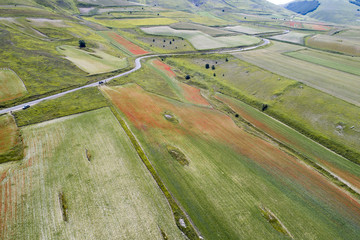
[0,39,270,115]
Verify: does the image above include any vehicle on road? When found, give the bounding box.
[22,105,30,110]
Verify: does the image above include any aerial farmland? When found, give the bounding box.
[1,0,360,239]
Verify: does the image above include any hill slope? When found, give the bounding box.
[285,0,360,25]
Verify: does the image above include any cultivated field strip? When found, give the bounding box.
[0,108,184,239]
[104,84,360,239]
[234,42,360,106]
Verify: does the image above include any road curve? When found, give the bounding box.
[0,39,270,115]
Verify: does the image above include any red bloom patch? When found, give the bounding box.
[108,32,149,55]
[152,60,176,78]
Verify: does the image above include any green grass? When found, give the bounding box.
[0,19,131,108]
[284,48,360,75]
[215,93,360,191]
[0,69,27,102]
[2,108,184,239]
[13,87,108,127]
[141,26,260,50]
[163,53,360,166]
[56,45,128,74]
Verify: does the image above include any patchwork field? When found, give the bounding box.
[270,31,309,44]
[225,25,280,35]
[234,41,360,106]
[141,26,260,50]
[215,93,360,191]
[102,84,360,240]
[85,17,178,28]
[170,22,232,36]
[284,49,360,75]
[164,54,360,163]
[0,69,27,103]
[99,31,149,55]
[0,108,184,239]
[56,45,128,75]
[307,34,360,56]
[149,59,211,106]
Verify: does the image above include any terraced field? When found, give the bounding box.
[141,26,260,50]
[102,84,360,240]
[56,45,128,75]
[0,108,184,239]
[0,69,27,103]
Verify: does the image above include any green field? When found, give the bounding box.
[216,93,360,190]
[270,31,309,44]
[56,45,128,75]
[284,49,360,75]
[164,53,360,164]
[103,84,360,240]
[234,41,360,106]
[0,17,127,108]
[0,108,184,239]
[0,69,27,102]
[141,26,260,50]
[13,87,108,127]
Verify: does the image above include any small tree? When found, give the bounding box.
[261,104,268,111]
[213,73,216,77]
[205,63,210,69]
[225,58,228,62]
[185,75,191,80]
[211,65,215,70]
[79,40,86,48]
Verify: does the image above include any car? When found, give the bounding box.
[22,105,30,110]
[98,81,104,85]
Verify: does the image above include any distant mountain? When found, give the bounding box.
[285,0,360,25]
[285,0,320,15]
